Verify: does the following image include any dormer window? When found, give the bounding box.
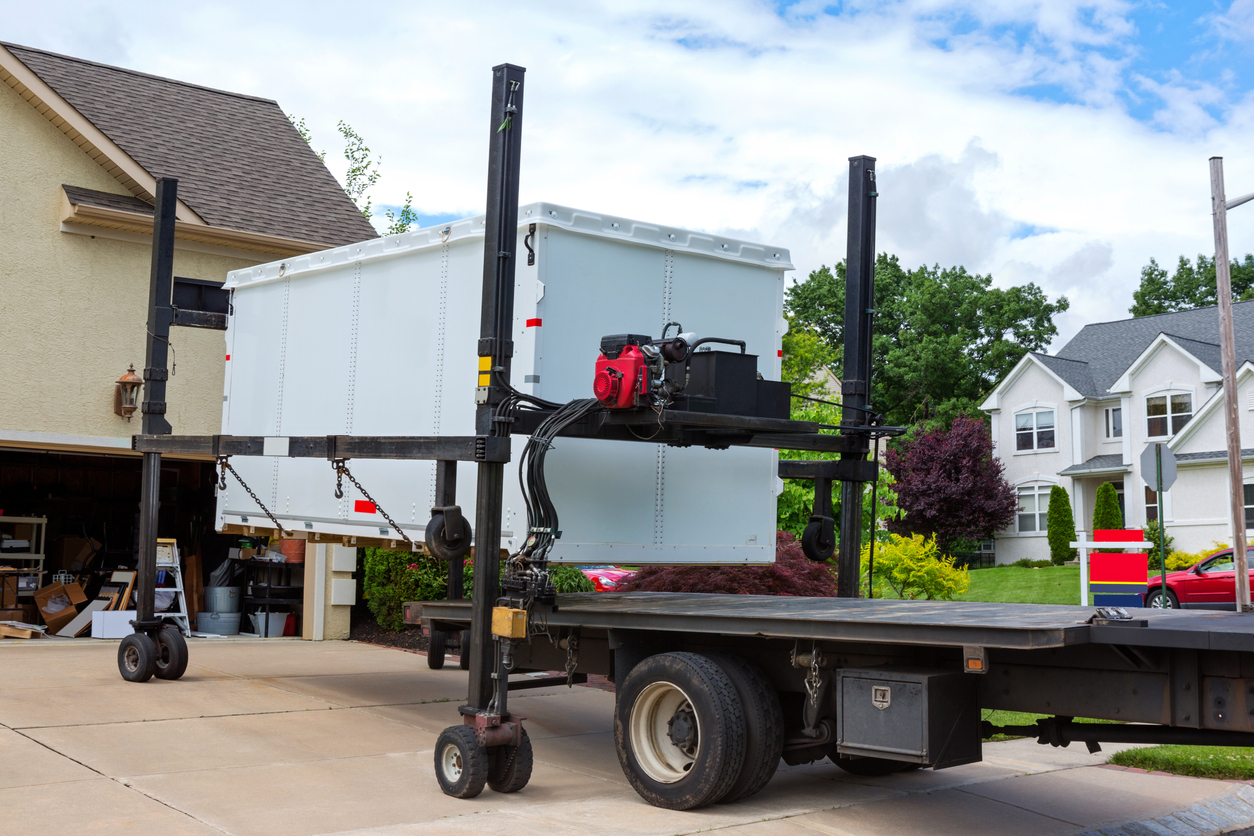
[1146,393,1191,438]
[1015,409,1055,451]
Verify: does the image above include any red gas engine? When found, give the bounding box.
[592,334,653,409]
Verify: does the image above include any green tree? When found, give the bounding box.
[1129,254,1254,316]
[786,255,1069,427]
[781,317,836,398]
[1046,485,1077,566]
[1092,482,1124,550]
[860,533,970,600]
[337,120,381,220]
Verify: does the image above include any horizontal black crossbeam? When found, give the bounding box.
[778,458,878,482]
[132,434,512,462]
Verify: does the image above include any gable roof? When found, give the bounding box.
[1033,353,1098,398]
[1050,301,1254,398]
[3,42,376,249]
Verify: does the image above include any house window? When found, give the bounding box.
[1104,407,1122,439]
[1146,393,1192,438]
[1145,486,1158,523]
[1017,485,1050,533]
[1015,410,1056,451]
[1245,484,1254,530]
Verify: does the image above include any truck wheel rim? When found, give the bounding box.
[630,680,699,783]
[441,743,463,781]
[123,645,140,672]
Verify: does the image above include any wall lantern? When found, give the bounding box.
[114,365,142,421]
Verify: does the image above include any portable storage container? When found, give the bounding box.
[217,203,792,564]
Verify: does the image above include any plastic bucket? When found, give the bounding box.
[272,539,306,563]
[204,586,241,613]
[197,611,241,635]
[250,611,289,637]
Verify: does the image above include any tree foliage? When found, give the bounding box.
[786,255,1069,426]
[616,531,838,596]
[884,416,1017,555]
[1045,485,1077,566]
[1130,254,1254,317]
[861,533,970,600]
[776,401,899,542]
[337,120,381,220]
[781,317,836,398]
[1092,482,1124,551]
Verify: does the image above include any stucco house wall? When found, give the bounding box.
[0,80,258,450]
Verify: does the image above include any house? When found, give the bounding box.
[0,42,376,636]
[981,302,1254,564]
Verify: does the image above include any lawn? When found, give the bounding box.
[1109,746,1254,780]
[956,565,1081,605]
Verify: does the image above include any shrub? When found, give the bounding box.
[1006,558,1053,569]
[363,549,448,632]
[1142,520,1175,557]
[1092,483,1124,551]
[1164,550,1198,571]
[550,565,596,593]
[1046,486,1077,566]
[862,533,970,600]
[616,532,839,596]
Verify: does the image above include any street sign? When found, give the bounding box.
[1140,444,1178,491]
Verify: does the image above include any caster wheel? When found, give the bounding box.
[118,633,157,682]
[154,625,189,680]
[435,725,489,798]
[459,631,471,671]
[801,520,835,561]
[426,513,472,560]
[488,727,533,793]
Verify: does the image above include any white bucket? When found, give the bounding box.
[197,611,241,635]
[250,611,288,637]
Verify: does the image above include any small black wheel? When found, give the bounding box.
[1146,588,1179,609]
[488,727,534,793]
[459,630,471,671]
[118,633,157,683]
[614,651,746,810]
[831,754,912,776]
[426,513,472,560]
[705,652,784,803]
[801,520,835,561]
[428,629,447,670]
[434,725,489,798]
[154,625,189,680]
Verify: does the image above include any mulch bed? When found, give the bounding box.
[349,610,464,654]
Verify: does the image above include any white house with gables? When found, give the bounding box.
[981,302,1254,564]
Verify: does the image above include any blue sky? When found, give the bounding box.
[7,0,1254,345]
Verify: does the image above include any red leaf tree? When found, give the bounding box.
[885,416,1017,555]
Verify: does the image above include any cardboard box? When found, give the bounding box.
[47,536,100,572]
[33,582,87,634]
[0,574,15,608]
[91,610,137,639]
[0,608,24,622]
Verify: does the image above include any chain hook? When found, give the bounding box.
[216,457,228,491]
[332,458,345,500]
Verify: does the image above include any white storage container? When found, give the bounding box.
[218,203,793,564]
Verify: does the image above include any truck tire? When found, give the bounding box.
[428,629,447,670]
[459,631,471,670]
[705,652,784,803]
[118,633,157,683]
[614,651,746,810]
[487,727,534,793]
[830,754,912,776]
[154,625,189,680]
[434,725,489,798]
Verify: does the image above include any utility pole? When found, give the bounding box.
[1209,156,1250,612]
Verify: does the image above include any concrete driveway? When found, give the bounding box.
[1,637,1251,836]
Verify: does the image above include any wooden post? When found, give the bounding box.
[1209,156,1250,612]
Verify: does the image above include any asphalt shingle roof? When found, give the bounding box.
[1033,353,1098,398]
[1058,454,1130,475]
[1176,449,1254,462]
[8,42,376,248]
[1051,300,1254,397]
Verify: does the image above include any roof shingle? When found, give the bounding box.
[7,42,377,248]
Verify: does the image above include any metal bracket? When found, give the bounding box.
[525,223,536,266]
[459,708,525,748]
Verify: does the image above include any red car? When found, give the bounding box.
[1145,548,1254,610]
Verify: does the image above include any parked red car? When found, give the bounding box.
[1145,548,1254,609]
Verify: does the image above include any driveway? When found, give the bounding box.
[1,637,1250,836]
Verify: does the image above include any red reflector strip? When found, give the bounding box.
[225,354,231,361]
[777,350,783,357]
[526,318,542,327]
[354,500,377,514]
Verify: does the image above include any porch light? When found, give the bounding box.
[114,365,142,421]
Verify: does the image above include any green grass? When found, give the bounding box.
[956,566,1081,605]
[1108,745,1254,780]
[981,709,1119,741]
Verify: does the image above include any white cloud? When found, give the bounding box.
[5,0,1254,351]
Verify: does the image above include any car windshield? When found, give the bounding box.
[1198,550,1253,572]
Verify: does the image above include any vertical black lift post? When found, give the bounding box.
[432,63,533,800]
[117,177,190,682]
[834,156,878,598]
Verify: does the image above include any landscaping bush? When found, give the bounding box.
[1005,558,1053,569]
[862,533,970,600]
[615,532,838,596]
[1045,486,1077,566]
[551,565,596,593]
[1092,483,1124,551]
[1142,520,1175,557]
[363,549,449,632]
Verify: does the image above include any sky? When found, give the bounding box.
[6,0,1254,348]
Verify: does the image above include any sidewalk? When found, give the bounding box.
[1,637,1248,836]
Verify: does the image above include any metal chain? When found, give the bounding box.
[331,459,412,545]
[564,632,580,687]
[217,457,287,534]
[804,644,825,707]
